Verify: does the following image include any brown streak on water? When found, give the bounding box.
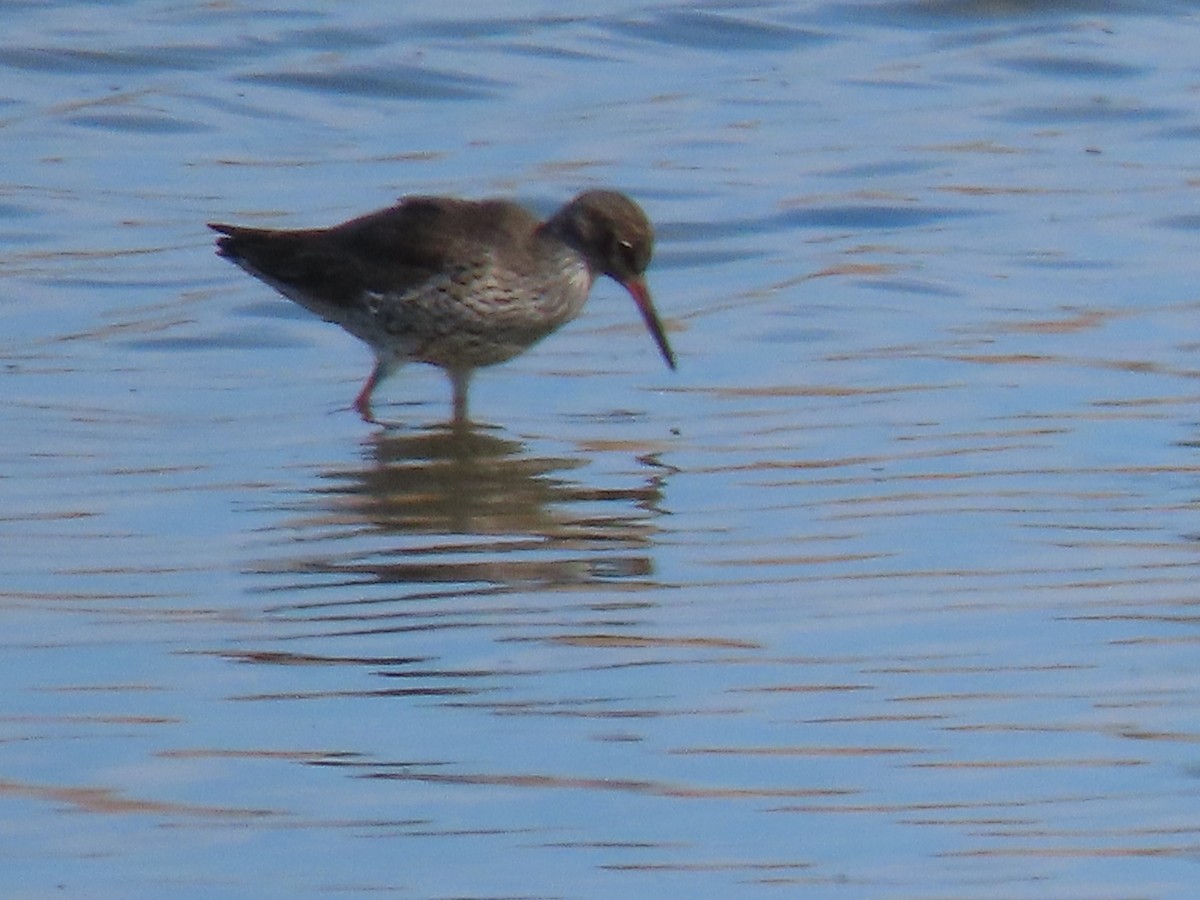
[0,778,274,819]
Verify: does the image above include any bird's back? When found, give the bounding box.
[212,198,535,304]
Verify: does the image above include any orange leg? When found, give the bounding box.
[354,361,387,423]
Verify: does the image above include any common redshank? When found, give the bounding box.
[208,190,675,423]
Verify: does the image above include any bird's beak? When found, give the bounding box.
[623,276,676,370]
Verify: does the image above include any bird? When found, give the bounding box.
[208,190,676,424]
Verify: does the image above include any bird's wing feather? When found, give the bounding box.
[211,198,540,315]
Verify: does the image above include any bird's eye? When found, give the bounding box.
[617,238,639,271]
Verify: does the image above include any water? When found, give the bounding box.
[4,2,1200,898]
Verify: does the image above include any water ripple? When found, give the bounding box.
[239,63,508,100]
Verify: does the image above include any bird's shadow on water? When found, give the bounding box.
[251,422,674,598]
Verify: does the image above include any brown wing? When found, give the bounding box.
[209,197,540,313]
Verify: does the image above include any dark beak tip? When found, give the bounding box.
[622,275,676,372]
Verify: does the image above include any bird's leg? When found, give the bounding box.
[354,360,389,423]
[449,369,472,427]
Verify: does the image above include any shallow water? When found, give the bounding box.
[4,2,1200,898]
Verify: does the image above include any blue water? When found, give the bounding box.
[4,2,1200,898]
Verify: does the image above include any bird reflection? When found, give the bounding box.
[258,425,671,595]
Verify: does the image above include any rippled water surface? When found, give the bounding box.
[5,2,1200,898]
